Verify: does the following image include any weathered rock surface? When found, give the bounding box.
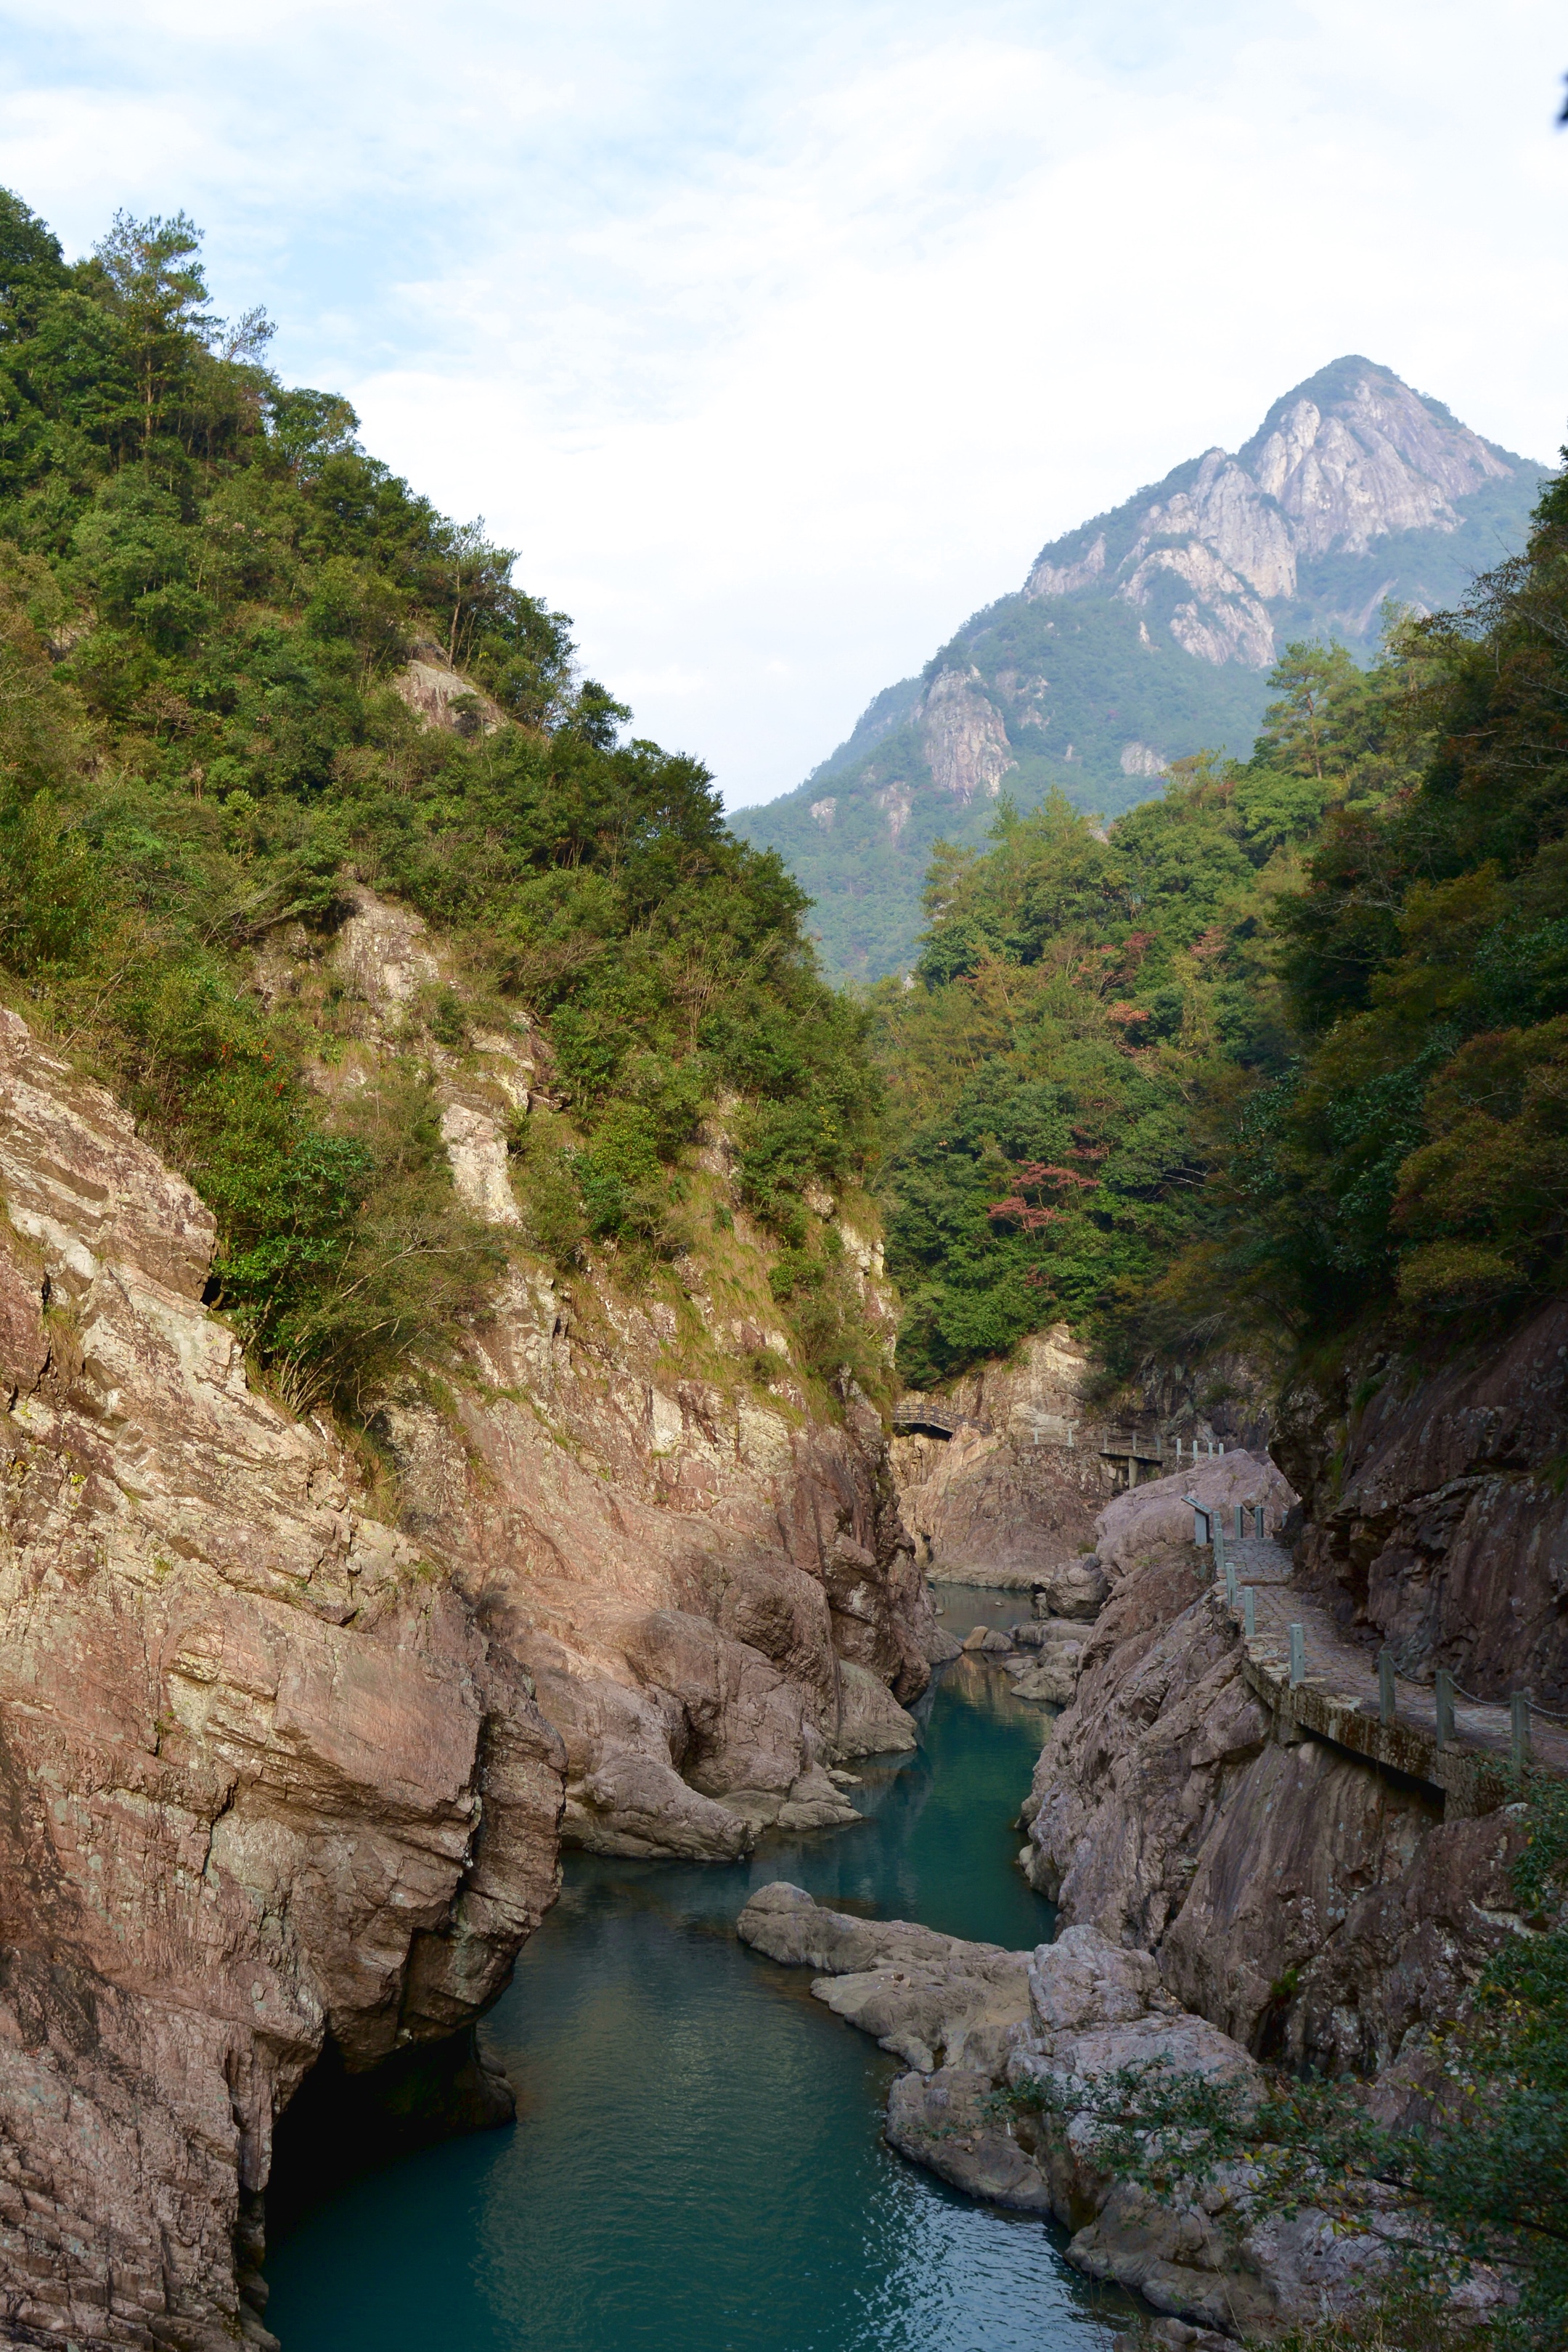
[741,1891,1404,2339]
[1275,1299,1568,1705]
[1032,1553,1111,1620]
[0,1000,934,2345]
[0,1010,566,2350]
[1021,1471,1530,2075]
[1008,1643,1085,1704]
[1091,1454,1295,1583]
[738,1882,1032,2075]
[889,1328,1114,1583]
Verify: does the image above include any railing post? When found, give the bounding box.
[1225,1556,1237,1608]
[1242,1587,1256,1640]
[1378,1649,1395,1728]
[1511,1691,1532,1774]
[1254,1504,1265,1539]
[1234,1505,1245,1542]
[1289,1622,1304,1688]
[1434,1670,1455,1751]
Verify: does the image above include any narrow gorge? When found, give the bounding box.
[0,184,1564,2352]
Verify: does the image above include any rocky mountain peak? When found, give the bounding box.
[735,359,1545,982]
[1024,357,1525,672]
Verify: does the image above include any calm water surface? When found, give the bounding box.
[265,1587,1127,2351]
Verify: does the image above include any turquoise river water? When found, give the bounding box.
[264,1586,1130,2351]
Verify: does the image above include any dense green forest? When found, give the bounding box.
[873,478,1568,1389]
[0,192,878,1414]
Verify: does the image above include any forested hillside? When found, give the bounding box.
[0,192,881,1418]
[873,468,1568,1392]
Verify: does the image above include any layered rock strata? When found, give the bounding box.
[0,1000,934,2346]
[738,1887,1413,2340]
[1021,1458,1532,2075]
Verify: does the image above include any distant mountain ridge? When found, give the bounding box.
[735,358,1549,981]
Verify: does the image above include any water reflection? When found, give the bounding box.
[264,1586,1122,2352]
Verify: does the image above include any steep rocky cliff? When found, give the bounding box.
[890,1328,1273,1588]
[890,1328,1110,1584]
[735,357,1547,980]
[0,930,934,2345]
[1274,1302,1568,1707]
[1020,1440,1539,2081]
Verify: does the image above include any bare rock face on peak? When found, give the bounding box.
[736,356,1547,983]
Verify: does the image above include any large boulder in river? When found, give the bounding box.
[736,1883,1032,2074]
[1032,1556,1108,1620]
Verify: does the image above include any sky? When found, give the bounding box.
[4,1,1566,808]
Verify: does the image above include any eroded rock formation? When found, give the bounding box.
[0,991,934,2345]
[1021,1458,1532,2078]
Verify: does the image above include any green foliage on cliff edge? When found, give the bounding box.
[0,190,878,1414]
[876,458,1568,1386]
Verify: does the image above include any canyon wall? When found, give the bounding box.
[891,1328,1111,1585]
[0,971,934,2348]
[891,1326,1273,1587]
[1274,1302,1568,1707]
[1021,1426,1544,2078]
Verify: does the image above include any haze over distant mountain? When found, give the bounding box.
[734,358,1548,982]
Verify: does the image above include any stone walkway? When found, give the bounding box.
[1204,1538,1568,1812]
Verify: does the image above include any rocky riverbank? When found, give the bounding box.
[733,1413,1555,2342]
[737,1884,1418,2340]
[0,991,936,2350]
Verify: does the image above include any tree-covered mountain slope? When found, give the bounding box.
[872,461,1568,1399]
[735,358,1548,983]
[0,191,884,1421]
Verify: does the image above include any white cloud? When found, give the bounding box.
[2,0,1565,801]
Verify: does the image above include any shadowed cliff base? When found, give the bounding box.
[267,2028,515,2246]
